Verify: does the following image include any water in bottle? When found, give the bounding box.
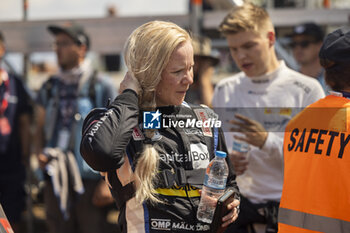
[232,139,250,156]
[197,150,229,223]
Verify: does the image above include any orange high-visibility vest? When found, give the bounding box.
[279,95,350,233]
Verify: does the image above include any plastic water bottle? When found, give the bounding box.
[232,139,250,156]
[197,150,229,223]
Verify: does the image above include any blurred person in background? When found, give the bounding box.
[34,23,117,233]
[212,3,325,233]
[185,35,219,107]
[279,27,350,233]
[290,22,330,93]
[0,31,33,233]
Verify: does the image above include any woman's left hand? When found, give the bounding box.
[221,198,240,227]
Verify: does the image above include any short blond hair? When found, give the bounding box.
[219,3,274,36]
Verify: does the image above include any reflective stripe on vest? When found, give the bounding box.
[279,95,350,233]
[279,207,350,233]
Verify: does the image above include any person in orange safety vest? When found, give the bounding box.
[278,28,350,233]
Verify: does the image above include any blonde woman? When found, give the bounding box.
[80,21,239,233]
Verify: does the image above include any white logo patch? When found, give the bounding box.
[190,143,210,169]
[193,109,213,137]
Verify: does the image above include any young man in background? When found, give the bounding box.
[290,22,330,92]
[212,3,325,233]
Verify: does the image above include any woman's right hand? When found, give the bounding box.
[119,71,140,94]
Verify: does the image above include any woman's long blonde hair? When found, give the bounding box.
[123,21,191,204]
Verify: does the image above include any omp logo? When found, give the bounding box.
[143,110,161,129]
[150,219,171,231]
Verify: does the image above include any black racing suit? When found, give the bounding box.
[80,89,239,233]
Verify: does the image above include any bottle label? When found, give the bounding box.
[232,140,250,153]
[203,174,227,190]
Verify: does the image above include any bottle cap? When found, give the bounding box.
[215,150,227,158]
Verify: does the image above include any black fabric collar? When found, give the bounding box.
[157,105,180,115]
